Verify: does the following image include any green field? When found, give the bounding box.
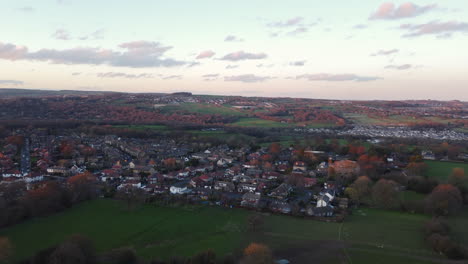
[0,199,446,264]
[399,190,426,202]
[231,118,291,128]
[112,124,169,130]
[425,160,468,182]
[447,210,468,245]
[160,103,247,116]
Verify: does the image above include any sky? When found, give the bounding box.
[1,0,467,100]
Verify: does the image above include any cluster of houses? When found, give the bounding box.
[0,130,358,218]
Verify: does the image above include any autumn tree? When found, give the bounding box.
[240,243,274,264]
[67,172,97,203]
[425,184,463,216]
[372,179,398,209]
[0,237,12,262]
[269,143,281,155]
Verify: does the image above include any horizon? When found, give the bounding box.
[1,0,468,100]
[1,87,468,102]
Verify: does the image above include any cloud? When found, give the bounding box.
[17,6,35,12]
[80,29,105,40]
[224,35,243,42]
[162,75,182,80]
[202,74,219,81]
[220,51,267,61]
[286,27,308,36]
[225,65,239,69]
[353,24,368,29]
[52,29,71,40]
[186,62,201,67]
[290,60,306,66]
[196,50,215,59]
[202,74,219,78]
[97,72,154,79]
[268,17,304,27]
[256,63,274,68]
[0,42,28,60]
[296,73,382,82]
[385,64,412,70]
[224,74,272,83]
[371,49,399,56]
[0,41,187,68]
[0,80,24,86]
[370,2,437,20]
[400,21,468,37]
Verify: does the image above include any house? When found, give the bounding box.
[190,175,212,188]
[46,166,69,176]
[237,183,257,193]
[1,170,23,178]
[303,177,317,188]
[422,150,436,160]
[214,181,235,192]
[269,183,292,200]
[306,205,334,217]
[170,182,191,194]
[263,171,281,181]
[293,161,307,172]
[328,159,359,178]
[317,189,335,208]
[117,180,142,189]
[241,192,261,208]
[24,173,44,183]
[269,200,292,214]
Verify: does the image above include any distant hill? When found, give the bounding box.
[0,88,121,98]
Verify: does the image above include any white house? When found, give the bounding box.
[170,182,191,194]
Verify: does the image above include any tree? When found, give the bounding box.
[247,214,264,232]
[425,184,462,216]
[345,187,359,203]
[351,176,372,204]
[115,185,146,210]
[269,143,280,155]
[372,179,398,209]
[240,243,273,264]
[67,172,97,203]
[48,241,87,264]
[0,237,12,262]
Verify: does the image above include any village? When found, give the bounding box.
[4,123,465,223]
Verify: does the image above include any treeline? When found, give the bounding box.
[6,234,275,264]
[0,173,97,229]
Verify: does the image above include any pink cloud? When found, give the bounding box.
[224,74,272,83]
[220,51,267,61]
[370,2,436,20]
[0,42,28,60]
[296,73,382,82]
[0,41,187,68]
[400,21,468,37]
[196,50,215,59]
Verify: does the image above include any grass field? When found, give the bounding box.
[0,199,446,264]
[112,125,169,130]
[160,103,247,117]
[230,118,291,128]
[424,160,468,182]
